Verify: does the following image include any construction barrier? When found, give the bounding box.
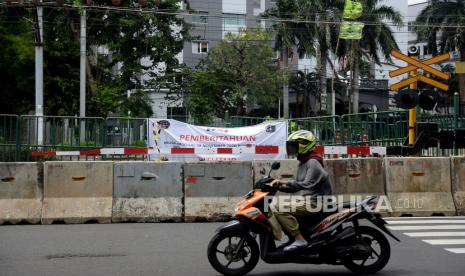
[184,161,253,221]
[112,162,183,222]
[42,161,113,224]
[325,158,386,202]
[451,157,465,215]
[0,163,42,224]
[252,159,299,210]
[385,157,456,216]
[252,159,298,184]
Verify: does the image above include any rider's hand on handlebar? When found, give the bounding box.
[270,179,282,187]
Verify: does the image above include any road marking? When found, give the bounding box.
[388,225,465,231]
[387,220,465,225]
[387,217,465,254]
[444,248,465,254]
[404,232,465,237]
[422,239,465,245]
[384,216,465,220]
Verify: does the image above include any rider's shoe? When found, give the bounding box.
[284,239,308,252]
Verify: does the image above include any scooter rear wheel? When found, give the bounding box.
[207,231,259,276]
[343,226,391,274]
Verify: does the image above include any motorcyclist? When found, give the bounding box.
[269,130,332,252]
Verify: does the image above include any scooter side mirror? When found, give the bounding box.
[271,162,280,170]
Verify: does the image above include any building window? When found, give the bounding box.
[192,11,208,24]
[223,14,246,26]
[423,45,428,56]
[407,22,413,32]
[192,41,208,54]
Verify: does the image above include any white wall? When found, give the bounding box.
[148,90,183,118]
[375,0,409,82]
[222,0,247,14]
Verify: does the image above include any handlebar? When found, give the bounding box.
[254,176,278,193]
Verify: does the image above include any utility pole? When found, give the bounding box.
[331,82,336,116]
[35,0,44,145]
[349,40,357,114]
[282,47,289,118]
[80,8,87,141]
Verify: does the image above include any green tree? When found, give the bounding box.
[184,70,232,125]
[193,28,284,118]
[414,0,465,107]
[0,1,189,117]
[289,71,318,117]
[264,0,344,115]
[87,0,189,117]
[0,7,35,114]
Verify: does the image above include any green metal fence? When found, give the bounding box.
[17,115,106,161]
[167,115,271,128]
[289,116,341,145]
[2,112,465,161]
[0,115,153,161]
[227,116,271,127]
[341,111,409,146]
[0,114,20,161]
[105,117,148,148]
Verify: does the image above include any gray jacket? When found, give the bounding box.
[279,159,332,197]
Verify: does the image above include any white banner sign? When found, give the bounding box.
[148,119,287,161]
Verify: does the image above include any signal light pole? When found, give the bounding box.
[389,49,451,147]
[408,56,418,146]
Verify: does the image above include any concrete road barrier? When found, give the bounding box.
[252,159,298,184]
[42,161,113,224]
[252,159,300,211]
[112,162,183,222]
[452,157,465,215]
[385,157,456,216]
[325,158,386,202]
[184,161,253,222]
[0,163,42,224]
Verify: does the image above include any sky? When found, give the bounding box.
[408,0,428,4]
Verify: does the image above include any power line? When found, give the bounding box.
[2,2,465,29]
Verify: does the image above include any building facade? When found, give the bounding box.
[152,0,456,118]
[182,0,271,68]
[150,0,273,118]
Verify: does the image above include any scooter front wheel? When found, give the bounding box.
[207,231,259,276]
[343,226,391,274]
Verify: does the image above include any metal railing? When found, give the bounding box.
[227,116,271,127]
[341,111,409,146]
[2,112,465,161]
[289,116,341,145]
[105,117,147,147]
[0,114,20,161]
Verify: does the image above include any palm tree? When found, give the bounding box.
[262,0,301,118]
[340,0,403,113]
[300,0,344,115]
[289,71,318,117]
[414,0,465,111]
[264,0,343,116]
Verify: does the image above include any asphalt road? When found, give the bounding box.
[1,217,465,276]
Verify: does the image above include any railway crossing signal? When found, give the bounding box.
[389,50,450,91]
[388,49,451,145]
